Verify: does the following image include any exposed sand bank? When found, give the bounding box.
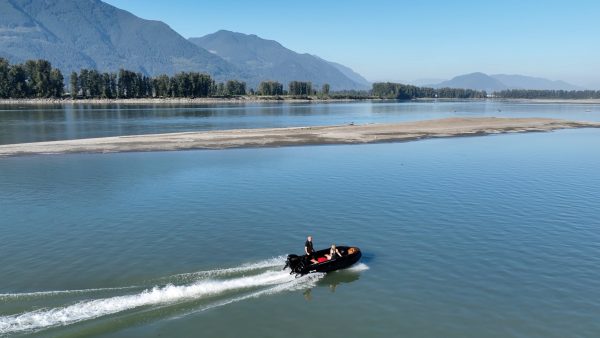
[1,117,598,157]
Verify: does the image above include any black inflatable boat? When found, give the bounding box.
[284,246,362,276]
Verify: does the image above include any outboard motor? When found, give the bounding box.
[284,254,305,275]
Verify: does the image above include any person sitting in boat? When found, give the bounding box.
[305,236,318,264]
[325,244,342,260]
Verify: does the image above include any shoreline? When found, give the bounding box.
[414,98,600,104]
[0,96,374,105]
[1,117,598,157]
[0,97,600,105]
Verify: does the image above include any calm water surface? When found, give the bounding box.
[1,128,600,337]
[1,100,599,144]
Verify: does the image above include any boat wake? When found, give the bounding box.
[0,256,324,335]
[347,263,369,272]
[159,255,288,283]
[0,286,141,300]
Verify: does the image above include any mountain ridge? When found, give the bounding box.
[490,74,582,91]
[189,30,369,90]
[0,0,240,79]
[0,1,370,90]
[427,72,582,91]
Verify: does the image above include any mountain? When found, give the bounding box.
[410,78,447,87]
[584,82,600,90]
[190,30,369,90]
[0,1,370,90]
[325,60,371,89]
[429,72,582,91]
[490,74,582,91]
[0,0,239,78]
[431,72,507,91]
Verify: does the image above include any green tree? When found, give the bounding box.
[289,81,313,96]
[8,64,29,98]
[215,82,226,96]
[49,68,64,98]
[258,81,283,96]
[70,72,79,98]
[225,80,246,96]
[101,73,112,98]
[153,75,170,97]
[289,81,312,96]
[0,58,9,98]
[321,83,330,96]
[118,69,135,98]
[109,73,118,98]
[23,60,54,97]
[79,69,90,98]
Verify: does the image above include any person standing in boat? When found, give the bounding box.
[305,236,318,264]
[305,236,315,256]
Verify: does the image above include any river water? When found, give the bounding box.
[0,100,599,145]
[1,101,600,337]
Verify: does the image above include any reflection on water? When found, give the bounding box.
[303,266,364,301]
[1,100,599,144]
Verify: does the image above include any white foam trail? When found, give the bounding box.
[181,272,325,319]
[0,286,140,300]
[0,256,288,302]
[0,270,292,335]
[346,263,369,272]
[167,256,287,282]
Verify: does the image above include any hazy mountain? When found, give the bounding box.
[325,60,371,89]
[410,78,447,87]
[432,73,507,91]
[584,82,600,90]
[490,74,582,90]
[0,0,239,78]
[190,30,369,90]
[429,72,582,91]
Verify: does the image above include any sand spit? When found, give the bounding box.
[1,117,598,157]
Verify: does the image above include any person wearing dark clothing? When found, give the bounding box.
[305,236,314,255]
[305,236,318,264]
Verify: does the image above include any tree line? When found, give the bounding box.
[372,82,487,99]
[70,69,248,99]
[5,58,600,100]
[371,82,600,100]
[0,58,64,98]
[0,58,330,99]
[494,89,600,99]
[70,71,324,98]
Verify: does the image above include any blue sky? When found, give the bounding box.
[104,0,599,87]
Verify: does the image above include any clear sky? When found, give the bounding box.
[103,0,599,87]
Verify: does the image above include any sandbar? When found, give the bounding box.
[0,117,598,157]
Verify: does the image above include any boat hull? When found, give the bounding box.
[285,246,362,276]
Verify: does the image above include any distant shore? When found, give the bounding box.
[1,117,598,157]
[412,98,600,104]
[1,97,599,105]
[0,96,373,105]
